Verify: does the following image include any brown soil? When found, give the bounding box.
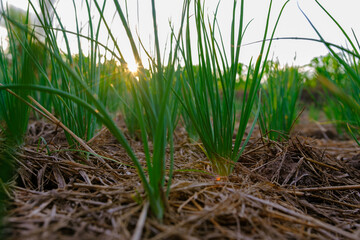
[2,116,360,240]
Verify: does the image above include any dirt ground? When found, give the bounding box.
[2,113,360,240]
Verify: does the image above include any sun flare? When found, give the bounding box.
[127,60,139,74]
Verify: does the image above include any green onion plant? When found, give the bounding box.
[310,54,358,136]
[301,0,360,143]
[30,0,108,146]
[110,69,141,138]
[0,5,37,232]
[178,0,289,176]
[0,6,35,144]
[259,61,303,141]
[110,0,186,219]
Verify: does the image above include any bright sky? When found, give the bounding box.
[1,0,359,68]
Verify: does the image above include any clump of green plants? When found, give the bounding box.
[259,61,303,141]
[1,0,187,222]
[178,0,289,176]
[111,0,185,219]
[310,54,358,136]
[111,70,141,138]
[0,5,38,232]
[0,6,35,145]
[302,0,360,143]
[27,0,114,146]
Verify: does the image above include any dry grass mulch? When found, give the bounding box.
[2,120,360,240]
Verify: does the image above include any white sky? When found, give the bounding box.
[1,0,359,68]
